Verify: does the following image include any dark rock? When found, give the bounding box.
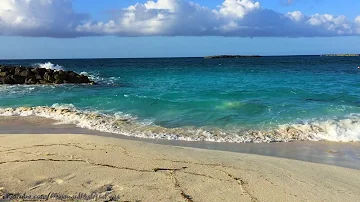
[38,80,49,84]
[66,71,82,83]
[15,67,25,75]
[35,74,43,80]
[54,79,64,84]
[1,76,15,84]
[11,75,26,84]
[20,70,33,77]
[0,65,94,85]
[8,67,15,74]
[58,70,65,75]
[54,73,66,81]
[32,68,47,76]
[43,72,55,82]
[25,77,38,85]
[79,75,90,83]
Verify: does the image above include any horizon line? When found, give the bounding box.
[2,54,360,61]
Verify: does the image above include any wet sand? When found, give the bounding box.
[1,133,360,201]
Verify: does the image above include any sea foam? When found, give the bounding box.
[36,62,64,71]
[79,72,117,85]
[0,105,359,143]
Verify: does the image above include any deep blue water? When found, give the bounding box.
[1,56,360,142]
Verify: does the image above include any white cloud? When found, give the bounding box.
[0,0,88,37]
[287,11,304,22]
[355,16,360,34]
[77,0,217,36]
[356,16,360,24]
[217,0,260,19]
[0,0,359,38]
[304,14,352,35]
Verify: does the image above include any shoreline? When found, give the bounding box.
[1,133,360,201]
[1,106,360,144]
[1,116,360,170]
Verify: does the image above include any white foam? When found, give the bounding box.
[280,115,360,142]
[114,111,137,121]
[0,106,359,143]
[79,72,116,85]
[51,103,76,110]
[0,85,39,96]
[36,62,64,71]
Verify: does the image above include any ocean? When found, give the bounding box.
[1,56,360,143]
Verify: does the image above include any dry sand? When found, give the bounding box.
[1,134,360,202]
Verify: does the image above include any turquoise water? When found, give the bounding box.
[1,56,360,142]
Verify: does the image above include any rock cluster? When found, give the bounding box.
[0,65,94,85]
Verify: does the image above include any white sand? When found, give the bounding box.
[1,134,360,202]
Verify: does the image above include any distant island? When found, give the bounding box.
[321,54,360,57]
[204,55,262,59]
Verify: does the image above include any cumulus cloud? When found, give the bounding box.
[217,0,260,18]
[77,0,218,36]
[0,0,88,37]
[355,16,360,34]
[0,0,359,38]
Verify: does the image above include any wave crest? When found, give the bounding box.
[36,62,64,71]
[0,106,359,143]
[279,116,360,142]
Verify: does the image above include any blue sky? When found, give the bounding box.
[73,0,360,20]
[0,0,359,59]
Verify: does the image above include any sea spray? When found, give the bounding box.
[36,62,64,71]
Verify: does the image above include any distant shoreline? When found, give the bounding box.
[205,54,360,59]
[204,55,262,59]
[321,54,360,57]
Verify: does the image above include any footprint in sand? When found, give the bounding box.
[29,173,76,191]
[92,184,114,194]
[327,150,339,155]
[91,184,124,195]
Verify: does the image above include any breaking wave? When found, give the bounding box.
[79,72,117,85]
[35,62,64,71]
[0,105,360,143]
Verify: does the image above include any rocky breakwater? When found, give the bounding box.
[0,65,94,85]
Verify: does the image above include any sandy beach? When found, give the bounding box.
[1,132,360,202]
[2,0,360,200]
